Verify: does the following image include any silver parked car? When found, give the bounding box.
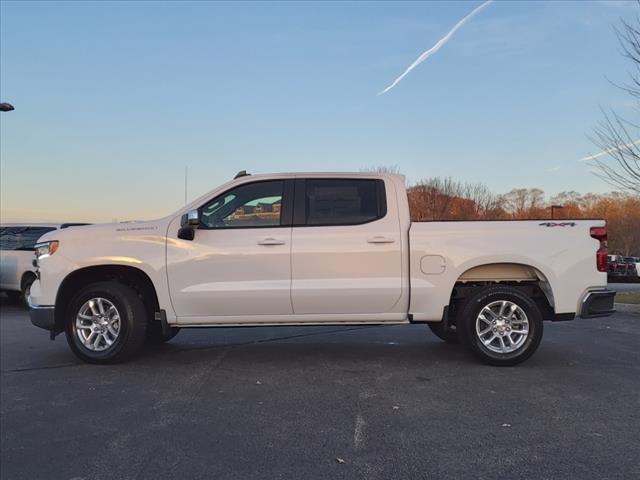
[0,223,89,305]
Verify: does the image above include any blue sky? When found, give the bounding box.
[0,0,636,222]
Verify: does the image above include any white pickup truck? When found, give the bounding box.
[28,172,615,365]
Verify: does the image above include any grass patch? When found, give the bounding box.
[616,292,640,304]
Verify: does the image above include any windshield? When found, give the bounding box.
[0,227,56,251]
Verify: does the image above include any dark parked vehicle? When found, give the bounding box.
[623,257,640,282]
[608,255,639,283]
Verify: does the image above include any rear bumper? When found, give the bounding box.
[580,290,616,318]
[28,297,56,331]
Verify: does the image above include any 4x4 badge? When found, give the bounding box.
[539,222,576,227]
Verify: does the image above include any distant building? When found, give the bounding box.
[232,201,281,221]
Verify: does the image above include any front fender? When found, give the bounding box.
[32,223,174,320]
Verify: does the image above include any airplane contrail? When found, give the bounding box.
[579,139,640,161]
[378,0,493,95]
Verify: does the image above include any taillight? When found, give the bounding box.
[590,226,608,272]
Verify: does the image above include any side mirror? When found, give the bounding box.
[177,226,195,241]
[178,208,200,240]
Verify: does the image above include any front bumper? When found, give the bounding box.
[28,297,56,331]
[580,289,616,318]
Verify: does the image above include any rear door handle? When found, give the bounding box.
[258,238,286,246]
[367,236,395,244]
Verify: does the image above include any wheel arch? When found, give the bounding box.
[448,262,558,322]
[53,265,160,332]
[20,270,37,290]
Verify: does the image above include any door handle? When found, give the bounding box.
[367,236,395,244]
[258,238,286,246]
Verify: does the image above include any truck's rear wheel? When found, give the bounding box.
[457,286,543,366]
[427,322,459,344]
[65,281,147,364]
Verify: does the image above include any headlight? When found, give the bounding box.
[34,240,59,259]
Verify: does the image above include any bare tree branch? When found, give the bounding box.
[590,11,640,193]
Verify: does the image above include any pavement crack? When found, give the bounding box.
[353,413,366,450]
[241,325,388,346]
[187,347,230,401]
[1,362,80,374]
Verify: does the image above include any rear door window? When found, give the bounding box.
[302,179,386,226]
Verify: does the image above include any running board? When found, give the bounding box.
[176,320,411,328]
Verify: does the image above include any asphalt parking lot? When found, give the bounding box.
[1,293,639,480]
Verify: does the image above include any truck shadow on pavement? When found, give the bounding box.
[138,325,568,371]
[0,294,589,372]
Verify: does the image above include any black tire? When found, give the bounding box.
[427,322,459,344]
[457,285,543,366]
[146,322,181,344]
[20,273,36,309]
[65,281,147,364]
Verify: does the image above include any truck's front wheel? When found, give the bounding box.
[65,281,147,364]
[457,286,543,366]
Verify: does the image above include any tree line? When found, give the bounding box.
[405,176,639,256]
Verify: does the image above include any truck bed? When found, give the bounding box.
[408,220,607,320]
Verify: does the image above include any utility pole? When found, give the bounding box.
[184,166,188,205]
